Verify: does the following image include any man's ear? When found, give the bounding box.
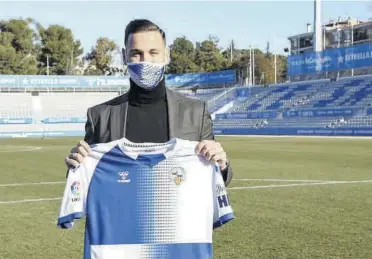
[122,48,127,65]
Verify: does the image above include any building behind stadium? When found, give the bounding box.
[287,16,372,82]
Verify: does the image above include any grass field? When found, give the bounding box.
[0,136,372,259]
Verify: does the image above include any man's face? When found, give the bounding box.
[125,31,168,64]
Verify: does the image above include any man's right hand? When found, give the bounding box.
[65,140,92,169]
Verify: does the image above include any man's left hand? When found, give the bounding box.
[195,140,228,171]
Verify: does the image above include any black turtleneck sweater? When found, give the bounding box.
[125,79,169,143]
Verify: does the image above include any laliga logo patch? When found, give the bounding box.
[117,171,131,183]
[169,167,186,186]
[70,181,80,196]
[70,181,81,202]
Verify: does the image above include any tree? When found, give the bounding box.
[0,45,17,74]
[265,42,270,57]
[84,37,118,75]
[276,54,288,82]
[38,24,83,75]
[222,40,237,64]
[228,45,288,85]
[0,18,34,54]
[254,50,274,84]
[0,18,38,74]
[195,36,227,72]
[230,49,250,84]
[0,17,287,80]
[167,36,198,74]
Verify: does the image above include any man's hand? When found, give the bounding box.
[195,140,228,171]
[64,140,92,169]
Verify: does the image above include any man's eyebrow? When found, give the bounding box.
[129,48,142,53]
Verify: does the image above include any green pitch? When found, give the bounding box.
[0,136,371,259]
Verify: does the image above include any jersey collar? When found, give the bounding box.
[117,137,180,160]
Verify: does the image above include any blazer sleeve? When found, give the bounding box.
[200,102,233,187]
[200,102,214,141]
[66,108,95,179]
[83,108,96,145]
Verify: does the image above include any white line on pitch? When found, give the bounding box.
[232,179,329,182]
[0,181,65,187]
[1,180,372,204]
[0,197,62,204]
[227,180,372,190]
[0,146,42,152]
[0,178,362,187]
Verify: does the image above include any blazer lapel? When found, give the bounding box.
[166,88,182,139]
[109,94,129,141]
[121,101,128,138]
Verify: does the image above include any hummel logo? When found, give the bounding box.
[117,171,131,183]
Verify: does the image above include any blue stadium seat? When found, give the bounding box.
[210,75,372,131]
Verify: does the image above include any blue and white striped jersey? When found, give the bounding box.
[57,137,234,259]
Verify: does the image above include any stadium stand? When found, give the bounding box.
[0,84,232,138]
[0,93,33,122]
[1,73,372,137]
[212,75,372,136]
[38,92,118,121]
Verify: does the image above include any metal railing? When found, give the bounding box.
[207,87,237,110]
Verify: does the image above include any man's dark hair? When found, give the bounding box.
[124,19,166,46]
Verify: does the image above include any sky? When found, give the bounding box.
[0,0,370,62]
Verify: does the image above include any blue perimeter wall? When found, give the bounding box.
[1,103,372,138]
[1,127,372,138]
[0,131,85,138]
[213,128,372,137]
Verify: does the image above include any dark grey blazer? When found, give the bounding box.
[83,88,233,186]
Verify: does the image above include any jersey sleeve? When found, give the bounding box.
[213,164,235,229]
[57,161,92,229]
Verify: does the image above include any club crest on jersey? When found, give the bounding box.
[117,171,131,183]
[169,167,186,186]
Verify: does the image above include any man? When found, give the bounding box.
[65,19,233,185]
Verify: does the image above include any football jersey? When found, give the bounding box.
[57,137,234,259]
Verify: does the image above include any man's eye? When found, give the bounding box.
[150,52,158,56]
